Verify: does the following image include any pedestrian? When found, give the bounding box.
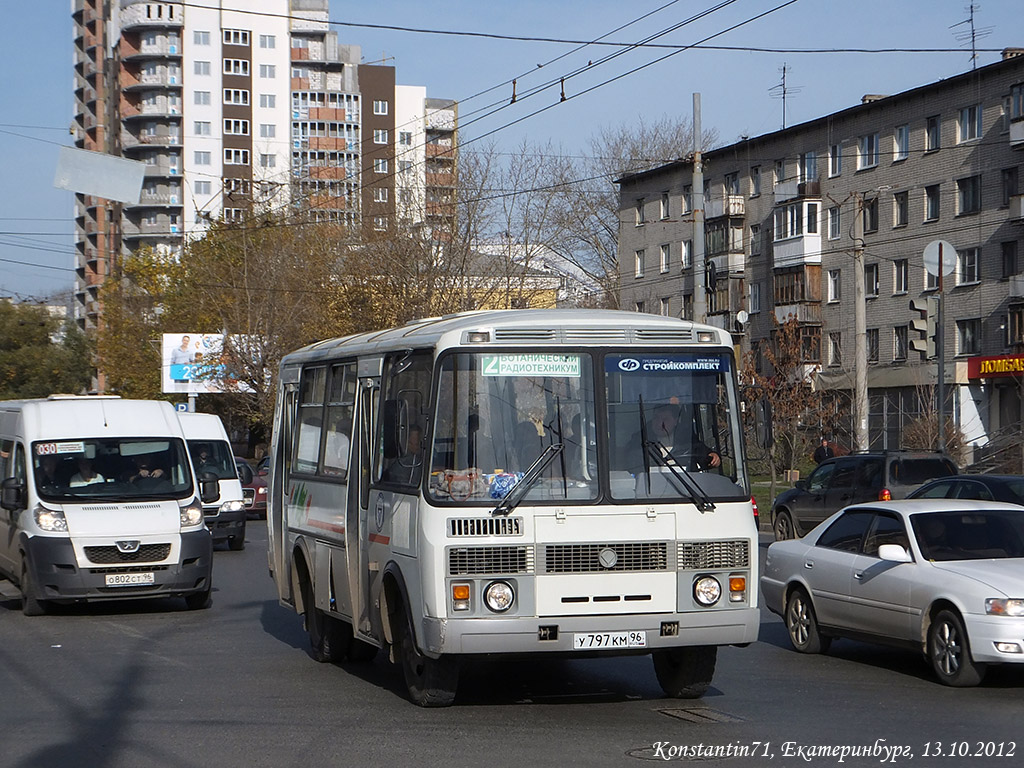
[813,437,835,465]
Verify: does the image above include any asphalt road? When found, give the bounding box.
[2,526,1022,768]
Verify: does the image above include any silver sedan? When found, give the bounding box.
[760,500,1024,686]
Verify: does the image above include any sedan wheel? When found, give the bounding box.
[928,609,986,687]
[785,588,830,654]
[773,510,795,541]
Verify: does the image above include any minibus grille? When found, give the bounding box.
[677,540,750,570]
[543,542,669,573]
[448,545,534,575]
[448,517,522,537]
[85,544,172,564]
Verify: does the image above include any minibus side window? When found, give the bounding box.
[0,438,12,479]
[377,352,431,488]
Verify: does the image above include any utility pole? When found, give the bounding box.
[692,93,706,323]
[937,245,947,453]
[852,194,869,451]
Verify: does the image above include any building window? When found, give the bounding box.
[373,100,389,115]
[829,143,842,177]
[194,180,211,195]
[224,178,249,195]
[223,59,249,76]
[634,249,645,278]
[373,129,388,144]
[223,29,249,46]
[659,243,670,273]
[194,90,211,106]
[399,160,413,172]
[223,89,250,105]
[893,191,909,228]
[865,263,879,297]
[925,266,939,291]
[681,239,692,269]
[773,202,804,241]
[260,154,276,168]
[635,198,645,226]
[858,133,879,169]
[750,166,761,197]
[682,185,692,214]
[827,269,841,303]
[374,216,387,231]
[893,259,909,294]
[774,268,806,305]
[681,294,693,320]
[399,131,412,146]
[1003,241,1019,278]
[925,115,941,151]
[862,196,879,233]
[774,159,785,185]
[957,175,982,215]
[194,30,210,45]
[957,104,983,143]
[1009,306,1024,346]
[749,224,761,256]
[259,123,275,138]
[259,64,276,79]
[749,283,761,314]
[894,326,908,361]
[724,173,740,195]
[798,151,817,182]
[224,148,250,165]
[828,332,842,367]
[828,206,841,240]
[193,120,211,136]
[373,158,388,173]
[925,184,941,221]
[867,329,879,363]
[660,297,671,316]
[260,94,276,108]
[259,34,276,49]
[1002,167,1019,207]
[223,119,249,135]
[194,60,210,76]
[806,203,818,234]
[636,301,646,314]
[193,150,210,165]
[659,191,670,219]
[893,124,909,161]
[373,187,388,203]
[958,247,980,284]
[957,319,982,355]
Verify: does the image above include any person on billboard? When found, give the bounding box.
[170,335,194,365]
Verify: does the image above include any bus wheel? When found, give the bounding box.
[21,561,49,617]
[301,575,349,663]
[652,645,717,699]
[398,606,458,707]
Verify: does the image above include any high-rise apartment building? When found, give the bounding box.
[71,0,456,332]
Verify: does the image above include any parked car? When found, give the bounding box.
[256,455,270,476]
[761,499,1024,686]
[910,475,1024,505]
[235,457,267,520]
[770,450,957,541]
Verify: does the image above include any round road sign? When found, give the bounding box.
[923,240,957,277]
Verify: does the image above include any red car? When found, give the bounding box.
[235,457,267,520]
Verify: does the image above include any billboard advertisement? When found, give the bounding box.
[161,333,254,395]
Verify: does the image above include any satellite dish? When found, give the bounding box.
[736,310,749,326]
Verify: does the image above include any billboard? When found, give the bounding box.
[161,333,254,395]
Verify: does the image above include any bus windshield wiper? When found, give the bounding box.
[492,443,564,517]
[644,440,716,512]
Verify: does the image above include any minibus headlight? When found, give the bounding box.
[484,581,514,612]
[180,501,204,528]
[219,500,244,513]
[34,506,68,532]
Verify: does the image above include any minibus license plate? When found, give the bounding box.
[105,572,155,587]
[573,631,646,650]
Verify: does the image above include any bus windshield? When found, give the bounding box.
[32,437,194,502]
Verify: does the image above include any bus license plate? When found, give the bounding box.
[573,631,647,650]
[105,572,155,587]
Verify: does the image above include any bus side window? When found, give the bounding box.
[377,352,432,488]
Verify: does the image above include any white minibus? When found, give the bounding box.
[0,396,216,614]
[178,412,246,551]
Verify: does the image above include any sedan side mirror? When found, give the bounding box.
[794,480,807,491]
[878,543,912,563]
[198,470,220,505]
[1,477,25,512]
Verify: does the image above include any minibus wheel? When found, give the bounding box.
[20,561,49,617]
[398,604,458,707]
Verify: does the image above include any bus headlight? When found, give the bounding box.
[34,506,68,532]
[180,501,204,528]
[484,581,515,612]
[219,499,244,513]
[693,576,722,606]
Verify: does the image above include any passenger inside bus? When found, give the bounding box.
[70,455,105,487]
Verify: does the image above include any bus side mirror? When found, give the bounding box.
[382,399,408,459]
[1,477,26,512]
[198,471,220,504]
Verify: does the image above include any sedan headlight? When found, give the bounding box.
[693,576,722,606]
[257,486,267,495]
[219,499,244,513]
[986,598,1024,616]
[34,506,68,532]
[180,501,204,528]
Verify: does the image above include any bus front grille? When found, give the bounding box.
[448,545,534,575]
[85,544,172,564]
[448,517,523,537]
[677,540,750,570]
[543,542,669,573]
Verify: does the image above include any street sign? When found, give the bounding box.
[174,403,189,413]
[923,240,957,277]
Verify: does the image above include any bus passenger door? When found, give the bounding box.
[347,373,379,641]
[271,381,297,603]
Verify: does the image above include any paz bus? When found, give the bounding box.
[267,309,759,706]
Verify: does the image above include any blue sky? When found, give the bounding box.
[1,0,1019,299]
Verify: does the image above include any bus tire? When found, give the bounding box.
[301,572,349,663]
[21,560,49,617]
[652,645,717,699]
[398,605,458,707]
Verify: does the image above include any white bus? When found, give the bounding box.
[0,396,216,614]
[268,310,759,706]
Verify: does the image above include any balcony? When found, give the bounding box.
[426,142,454,159]
[709,251,745,277]
[122,131,181,149]
[774,180,821,205]
[120,4,183,30]
[705,194,744,219]
[775,302,822,324]
[773,232,822,269]
[1010,275,1024,299]
[1011,118,1024,148]
[1011,193,1024,221]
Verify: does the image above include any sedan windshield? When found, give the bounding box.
[33,437,193,502]
[912,510,1024,560]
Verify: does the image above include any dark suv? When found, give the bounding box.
[770,451,958,540]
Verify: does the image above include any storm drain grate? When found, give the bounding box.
[657,707,745,724]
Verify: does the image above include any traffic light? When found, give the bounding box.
[909,298,937,358]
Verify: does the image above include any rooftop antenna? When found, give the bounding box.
[768,63,802,130]
[950,4,992,69]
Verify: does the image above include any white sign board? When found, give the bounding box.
[923,240,957,277]
[161,333,254,395]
